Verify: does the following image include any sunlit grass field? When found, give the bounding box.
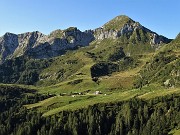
[25,84,180,117]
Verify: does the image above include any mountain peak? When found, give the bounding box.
[103,15,134,30]
[176,32,180,39]
[171,32,180,43]
[111,15,132,22]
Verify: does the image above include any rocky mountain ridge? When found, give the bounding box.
[0,15,171,63]
[0,29,94,63]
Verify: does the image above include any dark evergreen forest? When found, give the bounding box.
[0,86,179,135]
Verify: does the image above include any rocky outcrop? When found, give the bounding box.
[28,28,94,59]
[0,15,171,63]
[93,19,170,46]
[0,28,94,63]
[0,33,19,63]
[93,28,118,40]
[150,33,171,47]
[13,31,47,57]
[92,22,141,40]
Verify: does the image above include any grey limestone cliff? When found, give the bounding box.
[93,19,170,46]
[0,28,94,63]
[0,33,19,63]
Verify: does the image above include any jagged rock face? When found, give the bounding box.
[0,31,49,62]
[150,33,163,45]
[0,33,19,63]
[150,33,171,47]
[0,15,171,63]
[93,24,135,40]
[93,20,170,46]
[93,28,118,40]
[119,23,134,36]
[26,28,94,59]
[13,31,47,58]
[0,28,94,62]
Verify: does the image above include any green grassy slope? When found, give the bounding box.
[103,15,134,30]
[136,35,180,88]
[23,33,180,116]
[24,84,180,116]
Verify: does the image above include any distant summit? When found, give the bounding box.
[103,15,134,30]
[93,15,171,44]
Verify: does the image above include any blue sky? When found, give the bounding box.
[0,0,179,38]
